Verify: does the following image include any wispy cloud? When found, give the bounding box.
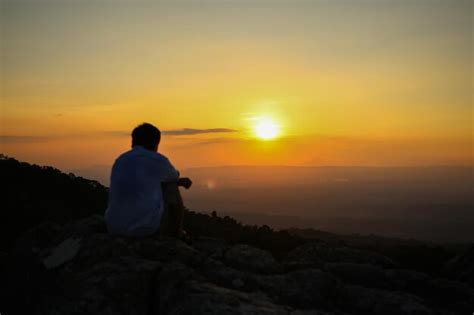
[99,128,238,137]
[0,128,238,143]
[162,128,237,136]
[0,135,53,143]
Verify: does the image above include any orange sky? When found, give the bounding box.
[1,1,472,171]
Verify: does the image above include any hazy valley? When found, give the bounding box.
[71,164,473,242]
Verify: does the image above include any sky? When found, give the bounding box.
[1,0,472,171]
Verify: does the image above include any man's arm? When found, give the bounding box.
[178,177,192,189]
[161,156,192,189]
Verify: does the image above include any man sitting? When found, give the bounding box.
[105,123,192,237]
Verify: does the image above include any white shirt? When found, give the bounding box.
[105,145,179,236]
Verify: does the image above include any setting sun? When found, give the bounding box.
[254,118,280,140]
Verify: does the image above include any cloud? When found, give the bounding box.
[162,128,238,136]
[0,135,52,143]
[98,128,238,137]
[99,131,128,137]
[0,128,238,143]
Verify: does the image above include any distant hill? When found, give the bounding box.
[182,165,474,242]
[69,164,474,242]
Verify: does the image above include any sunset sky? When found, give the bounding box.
[1,0,472,172]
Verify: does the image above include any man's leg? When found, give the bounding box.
[159,182,185,237]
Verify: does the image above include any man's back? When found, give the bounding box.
[105,145,179,236]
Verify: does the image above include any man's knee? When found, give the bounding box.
[162,182,182,208]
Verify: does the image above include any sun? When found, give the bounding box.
[254,118,280,140]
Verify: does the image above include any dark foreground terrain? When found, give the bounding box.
[1,155,473,314]
[2,213,473,314]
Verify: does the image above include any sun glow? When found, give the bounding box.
[254,118,280,140]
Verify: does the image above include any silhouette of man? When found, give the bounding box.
[105,123,192,237]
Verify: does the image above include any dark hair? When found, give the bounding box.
[131,123,161,150]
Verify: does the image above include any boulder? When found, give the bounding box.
[161,279,292,315]
[384,269,432,293]
[443,245,474,288]
[158,262,294,315]
[325,263,387,289]
[200,257,260,291]
[287,243,395,267]
[225,244,283,274]
[42,237,82,269]
[13,220,63,256]
[66,233,133,270]
[426,278,474,312]
[192,236,228,259]
[257,268,340,309]
[340,285,433,315]
[39,256,162,315]
[133,237,205,267]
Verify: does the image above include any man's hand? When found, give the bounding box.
[178,177,193,189]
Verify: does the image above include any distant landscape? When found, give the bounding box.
[71,164,474,243]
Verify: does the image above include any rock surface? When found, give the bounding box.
[2,214,474,315]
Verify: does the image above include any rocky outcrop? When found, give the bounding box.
[225,244,283,274]
[286,243,396,268]
[443,245,474,287]
[2,215,473,315]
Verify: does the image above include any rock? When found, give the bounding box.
[287,243,395,267]
[384,269,432,293]
[161,279,293,315]
[192,236,228,259]
[1,250,49,315]
[200,257,260,291]
[63,214,107,238]
[443,245,474,288]
[41,255,162,315]
[257,268,340,309]
[289,311,337,315]
[157,262,198,314]
[341,285,433,315]
[232,278,245,288]
[68,233,134,270]
[201,259,340,310]
[134,237,205,267]
[158,261,291,314]
[426,278,474,312]
[13,220,63,256]
[290,311,338,315]
[283,261,318,272]
[325,262,387,289]
[225,244,282,274]
[42,237,82,269]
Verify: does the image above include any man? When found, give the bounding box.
[105,123,192,237]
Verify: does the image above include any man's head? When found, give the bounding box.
[131,123,161,151]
